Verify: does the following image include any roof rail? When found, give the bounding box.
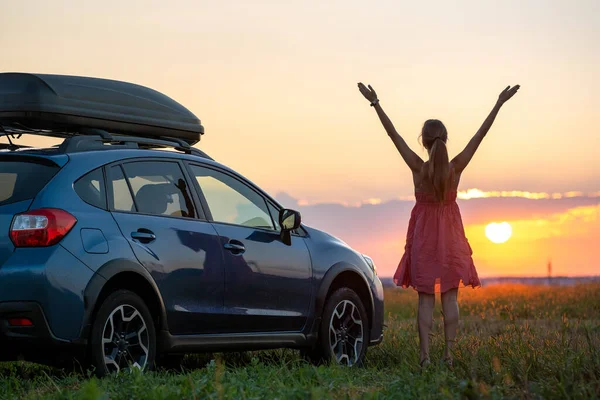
[0,125,213,160]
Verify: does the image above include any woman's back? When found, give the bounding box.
[413,161,460,197]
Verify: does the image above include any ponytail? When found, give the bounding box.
[428,138,450,202]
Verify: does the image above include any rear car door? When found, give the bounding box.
[187,163,312,333]
[107,159,226,335]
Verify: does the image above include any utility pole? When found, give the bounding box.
[547,258,552,285]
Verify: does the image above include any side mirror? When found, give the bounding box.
[279,209,301,245]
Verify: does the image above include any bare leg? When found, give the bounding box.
[441,288,459,363]
[417,292,435,366]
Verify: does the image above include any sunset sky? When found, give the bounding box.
[2,0,598,277]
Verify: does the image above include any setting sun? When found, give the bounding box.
[485,222,513,244]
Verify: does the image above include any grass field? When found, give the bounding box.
[1,283,598,399]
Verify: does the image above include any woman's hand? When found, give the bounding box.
[498,85,520,105]
[358,82,378,103]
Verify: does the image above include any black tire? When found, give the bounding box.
[89,290,156,377]
[303,287,369,367]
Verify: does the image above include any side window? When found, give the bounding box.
[110,166,135,212]
[74,167,106,209]
[267,202,281,230]
[190,165,275,230]
[122,161,196,218]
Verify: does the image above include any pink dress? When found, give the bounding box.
[393,189,481,294]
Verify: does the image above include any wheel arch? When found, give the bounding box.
[315,263,374,330]
[80,258,168,341]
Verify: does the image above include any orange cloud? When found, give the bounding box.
[458,189,600,200]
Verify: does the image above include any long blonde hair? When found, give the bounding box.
[419,119,449,202]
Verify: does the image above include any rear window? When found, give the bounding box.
[0,160,60,206]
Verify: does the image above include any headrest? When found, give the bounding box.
[135,183,175,215]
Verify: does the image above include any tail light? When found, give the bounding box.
[8,318,33,327]
[10,208,77,247]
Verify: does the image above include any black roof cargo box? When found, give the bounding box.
[0,73,203,145]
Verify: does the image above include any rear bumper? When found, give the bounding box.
[0,245,93,341]
[0,302,83,360]
[0,302,58,342]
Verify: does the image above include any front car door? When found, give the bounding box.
[187,163,312,333]
[107,159,225,334]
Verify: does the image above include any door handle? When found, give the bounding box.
[224,241,245,254]
[131,230,156,244]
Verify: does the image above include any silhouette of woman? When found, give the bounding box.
[358,82,520,368]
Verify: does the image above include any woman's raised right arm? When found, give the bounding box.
[452,85,520,173]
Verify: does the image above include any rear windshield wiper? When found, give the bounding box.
[0,126,28,151]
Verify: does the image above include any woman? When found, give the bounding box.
[358,82,520,368]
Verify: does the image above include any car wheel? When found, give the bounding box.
[305,287,369,367]
[89,290,156,377]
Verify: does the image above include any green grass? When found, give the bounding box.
[1,283,599,399]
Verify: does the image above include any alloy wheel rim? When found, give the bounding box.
[102,304,149,373]
[328,299,364,366]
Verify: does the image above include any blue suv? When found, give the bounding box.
[0,73,384,376]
